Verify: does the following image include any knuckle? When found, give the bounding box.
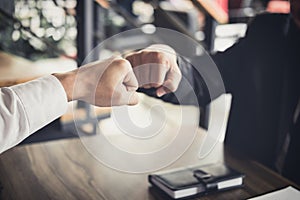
[144,51,164,63]
[126,55,133,63]
[152,51,163,61]
[112,59,131,71]
[113,58,130,67]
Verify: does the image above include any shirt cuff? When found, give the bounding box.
[11,75,68,134]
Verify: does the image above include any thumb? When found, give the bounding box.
[156,86,168,97]
[156,64,181,96]
[123,68,139,92]
[128,92,139,105]
[121,69,139,105]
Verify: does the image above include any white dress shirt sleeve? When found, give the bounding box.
[0,75,68,153]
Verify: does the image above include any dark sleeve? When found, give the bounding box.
[190,14,265,106]
[212,14,275,92]
[139,14,265,107]
[211,29,250,95]
[137,53,230,107]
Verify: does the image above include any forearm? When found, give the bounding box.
[0,75,68,153]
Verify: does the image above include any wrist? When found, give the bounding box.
[53,71,76,102]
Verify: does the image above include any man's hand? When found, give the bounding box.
[125,44,182,97]
[54,57,139,106]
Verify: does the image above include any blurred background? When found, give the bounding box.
[0,0,291,142]
[0,0,291,61]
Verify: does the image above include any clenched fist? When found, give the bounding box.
[54,57,139,107]
[126,44,182,97]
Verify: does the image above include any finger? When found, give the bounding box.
[128,92,139,105]
[126,52,141,68]
[149,63,168,88]
[156,86,167,97]
[123,69,138,92]
[138,63,168,89]
[165,73,181,92]
[156,66,181,96]
[142,84,152,89]
[116,85,139,106]
[106,59,137,106]
[133,63,151,87]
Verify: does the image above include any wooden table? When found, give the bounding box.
[0,127,298,200]
[0,56,298,199]
[0,94,298,200]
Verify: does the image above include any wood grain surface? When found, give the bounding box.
[0,133,298,200]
